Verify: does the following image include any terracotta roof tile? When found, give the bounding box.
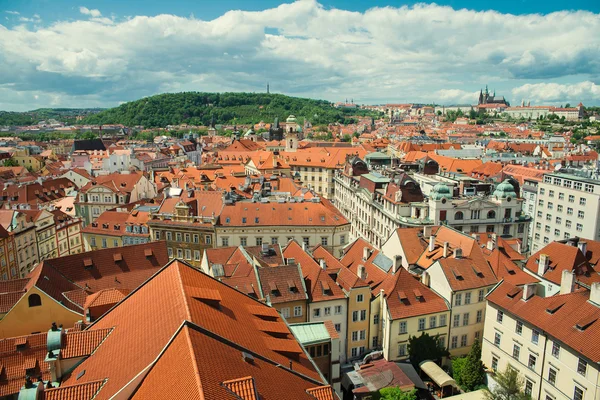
[44,380,106,400]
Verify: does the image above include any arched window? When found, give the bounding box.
[28,294,42,307]
[487,210,496,219]
[455,211,464,220]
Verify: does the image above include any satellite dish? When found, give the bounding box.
[555,163,562,171]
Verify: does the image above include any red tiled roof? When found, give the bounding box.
[257,264,307,304]
[488,282,600,363]
[44,380,106,400]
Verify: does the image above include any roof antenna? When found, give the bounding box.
[289,360,293,370]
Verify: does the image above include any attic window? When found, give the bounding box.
[113,253,123,262]
[321,281,331,294]
[506,287,521,298]
[76,370,86,380]
[144,249,153,257]
[546,301,565,314]
[413,289,423,300]
[83,258,93,269]
[191,288,222,309]
[15,337,27,350]
[255,217,259,223]
[472,265,483,277]
[398,291,408,301]
[287,280,297,292]
[269,282,280,295]
[575,315,597,331]
[452,269,463,280]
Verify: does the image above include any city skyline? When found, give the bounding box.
[1,0,599,111]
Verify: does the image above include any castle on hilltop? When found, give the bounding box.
[478,85,509,106]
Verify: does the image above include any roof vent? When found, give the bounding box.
[506,287,521,298]
[144,248,153,257]
[241,352,255,364]
[83,258,93,269]
[113,253,123,262]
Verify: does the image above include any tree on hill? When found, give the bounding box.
[484,367,531,400]
[407,332,449,370]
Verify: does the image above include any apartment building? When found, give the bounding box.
[0,209,39,277]
[531,171,600,252]
[483,280,600,400]
[51,210,83,256]
[75,171,157,225]
[334,157,530,249]
[0,225,17,280]
[217,198,350,257]
[21,209,58,262]
[148,190,222,267]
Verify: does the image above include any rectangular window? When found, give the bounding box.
[528,354,536,370]
[323,306,331,316]
[184,249,191,260]
[398,343,407,356]
[577,223,583,232]
[513,344,520,359]
[359,330,366,340]
[557,204,563,212]
[455,293,462,306]
[222,237,229,246]
[516,320,523,335]
[334,323,341,332]
[168,247,173,257]
[176,233,182,242]
[451,336,458,349]
[494,332,501,346]
[465,292,471,304]
[478,289,485,302]
[569,195,575,203]
[280,308,290,318]
[439,314,446,326]
[194,250,201,261]
[101,238,107,248]
[321,237,328,246]
[177,248,183,258]
[453,314,460,328]
[360,310,366,321]
[497,310,504,323]
[460,334,467,347]
[372,336,378,348]
[524,380,533,396]
[294,306,302,317]
[302,237,309,246]
[578,210,585,219]
[430,316,436,328]
[185,233,190,243]
[352,311,359,322]
[240,237,247,246]
[357,294,364,302]
[256,237,263,246]
[154,231,161,240]
[574,387,584,400]
[335,305,342,315]
[399,321,407,334]
[532,329,539,345]
[577,358,587,376]
[463,313,469,326]
[352,331,358,342]
[548,367,556,385]
[205,235,212,245]
[313,308,320,318]
[476,310,483,323]
[551,341,560,358]
[418,318,426,331]
[193,234,199,243]
[373,314,379,324]
[271,237,278,245]
[491,356,498,371]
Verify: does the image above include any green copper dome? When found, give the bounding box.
[431,183,452,200]
[286,115,297,123]
[493,179,517,199]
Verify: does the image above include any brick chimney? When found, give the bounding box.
[538,254,549,276]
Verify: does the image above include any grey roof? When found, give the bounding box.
[437,148,483,158]
[372,253,393,272]
[396,363,427,390]
[362,172,390,184]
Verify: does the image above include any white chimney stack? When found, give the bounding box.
[429,235,436,252]
[443,242,449,258]
[393,255,402,274]
[578,241,588,256]
[302,242,307,252]
[560,270,576,295]
[421,271,430,287]
[358,265,367,280]
[423,225,432,238]
[590,282,600,306]
[522,284,536,301]
[319,259,326,270]
[363,247,370,261]
[538,254,549,276]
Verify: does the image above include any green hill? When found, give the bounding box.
[82,92,377,127]
[0,108,104,126]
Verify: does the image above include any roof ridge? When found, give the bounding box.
[183,323,205,397]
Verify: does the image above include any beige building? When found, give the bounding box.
[22,209,58,262]
[0,210,40,277]
[483,279,600,400]
[52,210,84,256]
[216,199,350,257]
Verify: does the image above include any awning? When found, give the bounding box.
[419,360,457,388]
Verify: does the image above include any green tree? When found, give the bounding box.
[484,367,531,400]
[341,134,352,142]
[461,339,486,391]
[375,388,418,400]
[2,158,20,167]
[407,332,449,370]
[452,357,468,388]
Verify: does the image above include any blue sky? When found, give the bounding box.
[1,0,599,110]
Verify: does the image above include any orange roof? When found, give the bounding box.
[59,260,325,399]
[488,282,600,363]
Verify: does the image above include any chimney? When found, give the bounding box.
[302,242,307,252]
[363,247,371,261]
[578,240,588,256]
[487,239,495,251]
[429,235,436,252]
[522,283,536,301]
[319,259,326,270]
[423,225,432,238]
[560,270,576,295]
[590,282,600,306]
[453,248,463,259]
[358,265,367,281]
[421,270,430,287]
[538,254,549,276]
[393,255,402,274]
[443,242,449,258]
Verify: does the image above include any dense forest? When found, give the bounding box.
[0,108,103,126]
[81,92,378,127]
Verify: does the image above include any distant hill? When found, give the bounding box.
[81,92,377,128]
[0,108,104,126]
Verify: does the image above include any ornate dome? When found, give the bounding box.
[244,128,255,136]
[493,179,517,199]
[430,183,452,201]
[286,115,297,123]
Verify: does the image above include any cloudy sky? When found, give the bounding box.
[1,0,599,111]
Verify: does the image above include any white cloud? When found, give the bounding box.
[79,7,102,18]
[0,0,599,110]
[5,11,20,15]
[512,82,600,105]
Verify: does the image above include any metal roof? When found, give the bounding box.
[289,322,331,345]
